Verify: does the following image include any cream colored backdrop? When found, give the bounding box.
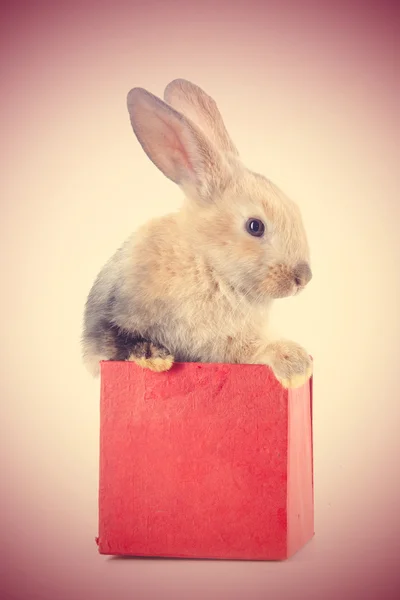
[1,1,399,599]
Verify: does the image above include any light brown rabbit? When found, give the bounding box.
[82,79,313,389]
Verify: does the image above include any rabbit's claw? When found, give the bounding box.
[127,341,174,372]
[276,365,313,389]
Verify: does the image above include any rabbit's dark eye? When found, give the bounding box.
[246,218,265,237]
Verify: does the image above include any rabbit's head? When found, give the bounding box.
[127,79,312,303]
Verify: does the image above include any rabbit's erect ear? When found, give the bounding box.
[164,79,239,157]
[127,87,229,201]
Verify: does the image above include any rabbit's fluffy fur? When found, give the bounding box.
[82,79,313,389]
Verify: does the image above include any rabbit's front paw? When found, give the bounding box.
[267,340,312,389]
[127,340,174,372]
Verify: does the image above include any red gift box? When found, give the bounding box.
[97,361,314,560]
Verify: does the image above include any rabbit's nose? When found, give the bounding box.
[293,262,312,287]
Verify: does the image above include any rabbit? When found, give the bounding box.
[82,79,313,389]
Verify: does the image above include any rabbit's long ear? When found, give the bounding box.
[127,87,229,201]
[163,79,239,157]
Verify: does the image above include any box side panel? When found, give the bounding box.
[286,377,314,557]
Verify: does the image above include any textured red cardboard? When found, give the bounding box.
[97,361,314,560]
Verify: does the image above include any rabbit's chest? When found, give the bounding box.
[174,287,268,362]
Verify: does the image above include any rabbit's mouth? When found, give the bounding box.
[262,280,296,299]
[294,285,305,296]
[260,261,312,299]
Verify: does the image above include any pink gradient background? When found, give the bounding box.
[1,0,399,598]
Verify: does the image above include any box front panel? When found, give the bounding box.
[98,362,292,560]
